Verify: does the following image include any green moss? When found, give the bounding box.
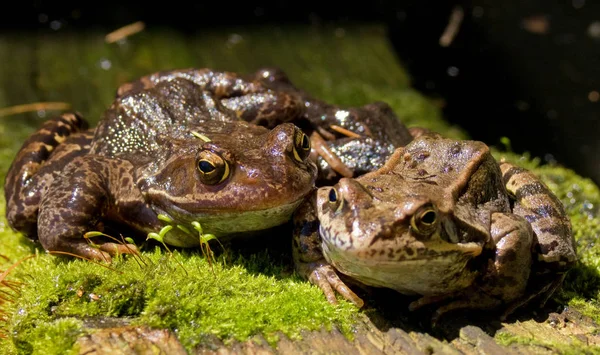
[0,249,357,353]
[495,330,600,354]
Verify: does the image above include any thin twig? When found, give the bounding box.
[0,102,71,118]
[329,125,361,138]
[439,6,464,47]
[105,21,146,43]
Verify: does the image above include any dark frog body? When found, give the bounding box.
[110,67,414,185]
[293,132,577,321]
[247,68,414,185]
[5,69,319,261]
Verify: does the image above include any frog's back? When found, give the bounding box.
[389,134,506,202]
[91,78,238,157]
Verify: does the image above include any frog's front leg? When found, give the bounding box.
[410,212,534,322]
[292,195,364,307]
[37,156,140,261]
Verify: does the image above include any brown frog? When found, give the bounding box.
[4,69,317,261]
[114,67,414,185]
[293,132,577,321]
[247,68,414,185]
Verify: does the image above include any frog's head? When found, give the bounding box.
[316,176,486,296]
[139,122,317,242]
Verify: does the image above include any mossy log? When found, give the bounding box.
[0,24,598,354]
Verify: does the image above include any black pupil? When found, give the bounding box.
[328,188,337,202]
[301,134,310,150]
[421,211,436,224]
[199,160,216,173]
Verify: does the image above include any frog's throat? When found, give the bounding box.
[157,198,304,247]
[322,240,481,295]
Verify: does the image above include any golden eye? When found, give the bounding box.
[196,150,230,185]
[410,205,438,236]
[327,187,343,212]
[292,130,311,162]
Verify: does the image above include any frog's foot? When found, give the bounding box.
[47,238,139,263]
[304,263,364,308]
[410,292,502,325]
[430,296,501,326]
[500,272,567,321]
[310,132,354,178]
[408,293,454,312]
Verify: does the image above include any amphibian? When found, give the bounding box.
[293,132,577,320]
[114,67,414,185]
[248,68,414,184]
[5,69,318,261]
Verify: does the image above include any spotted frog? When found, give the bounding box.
[115,67,414,185]
[247,68,414,185]
[5,69,317,261]
[293,132,576,320]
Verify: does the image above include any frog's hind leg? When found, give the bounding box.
[410,212,534,323]
[500,162,576,267]
[499,162,577,310]
[310,131,354,180]
[4,112,88,238]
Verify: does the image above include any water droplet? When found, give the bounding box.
[99,58,112,70]
[588,21,600,39]
[447,66,460,77]
[50,20,62,31]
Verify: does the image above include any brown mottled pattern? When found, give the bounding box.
[4,113,88,238]
[5,68,332,261]
[293,134,578,317]
[114,68,306,130]
[500,162,576,266]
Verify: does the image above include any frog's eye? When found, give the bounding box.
[196,150,230,185]
[327,187,343,211]
[410,205,438,236]
[292,130,311,162]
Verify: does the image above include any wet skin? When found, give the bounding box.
[247,68,414,185]
[5,69,320,261]
[293,132,577,321]
[115,67,414,185]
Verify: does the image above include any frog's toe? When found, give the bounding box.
[308,264,364,308]
[409,294,453,311]
[46,239,114,262]
[430,297,499,326]
[310,132,354,178]
[45,239,139,263]
[97,242,139,257]
[500,272,567,320]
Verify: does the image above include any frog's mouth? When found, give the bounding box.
[321,237,482,295]
[155,198,304,247]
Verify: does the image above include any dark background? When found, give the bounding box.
[3,0,600,184]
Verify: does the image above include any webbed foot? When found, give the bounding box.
[47,238,139,263]
[304,262,364,308]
